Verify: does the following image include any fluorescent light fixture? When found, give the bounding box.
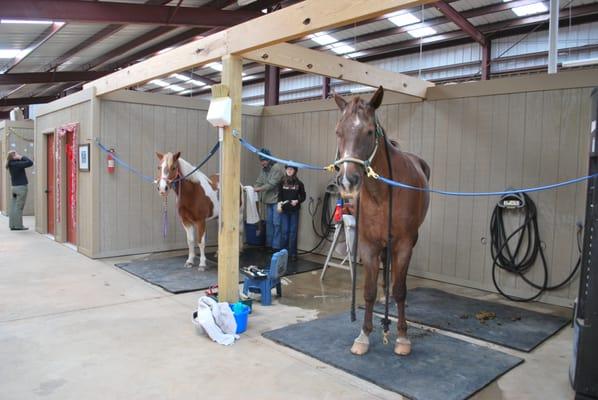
[0,49,23,59]
[512,2,548,16]
[167,85,185,92]
[350,86,373,94]
[237,0,258,6]
[157,47,174,55]
[330,44,355,54]
[242,75,257,81]
[261,8,268,13]
[189,79,206,86]
[180,90,192,95]
[149,79,169,87]
[1,19,54,24]
[206,62,223,72]
[346,51,367,59]
[407,26,437,38]
[562,58,598,68]
[310,32,337,46]
[170,73,190,81]
[388,12,420,27]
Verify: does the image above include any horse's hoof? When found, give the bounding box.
[350,341,370,356]
[184,261,195,268]
[394,337,411,356]
[198,265,206,272]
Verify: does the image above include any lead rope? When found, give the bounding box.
[162,195,168,239]
[379,120,393,345]
[350,195,360,322]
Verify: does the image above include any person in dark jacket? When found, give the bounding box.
[5,150,33,231]
[277,165,306,261]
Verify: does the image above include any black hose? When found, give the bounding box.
[490,192,581,302]
[297,190,337,255]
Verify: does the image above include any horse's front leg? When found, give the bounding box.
[196,221,207,271]
[392,241,414,356]
[183,223,197,268]
[351,245,380,356]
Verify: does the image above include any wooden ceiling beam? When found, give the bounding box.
[244,42,433,98]
[85,0,434,96]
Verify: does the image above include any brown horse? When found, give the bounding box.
[156,151,220,270]
[333,86,430,356]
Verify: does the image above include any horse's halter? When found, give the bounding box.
[156,158,181,195]
[333,117,384,179]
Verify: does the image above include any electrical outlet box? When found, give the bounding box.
[207,97,232,128]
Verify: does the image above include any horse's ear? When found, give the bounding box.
[369,86,384,110]
[333,91,347,111]
[155,152,164,160]
[173,151,181,161]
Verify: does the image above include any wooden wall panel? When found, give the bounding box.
[34,102,93,254]
[95,98,261,257]
[262,87,592,306]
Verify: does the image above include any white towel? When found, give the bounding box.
[194,296,238,345]
[244,186,260,224]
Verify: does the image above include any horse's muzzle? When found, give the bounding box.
[336,169,361,198]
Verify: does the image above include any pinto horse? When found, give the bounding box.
[333,86,430,356]
[155,151,220,271]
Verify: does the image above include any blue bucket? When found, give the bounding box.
[230,303,250,334]
[245,222,265,246]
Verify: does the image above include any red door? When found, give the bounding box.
[46,133,55,235]
[65,131,76,245]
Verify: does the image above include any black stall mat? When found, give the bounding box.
[206,247,322,276]
[263,311,523,400]
[114,256,230,294]
[114,248,321,294]
[372,287,570,352]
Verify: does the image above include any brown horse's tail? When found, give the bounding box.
[419,158,431,181]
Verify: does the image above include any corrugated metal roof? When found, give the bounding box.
[0,23,52,51]
[0,0,597,106]
[11,24,110,73]
[60,25,159,71]
[451,0,502,12]
[102,27,192,68]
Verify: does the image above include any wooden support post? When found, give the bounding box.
[217,54,243,304]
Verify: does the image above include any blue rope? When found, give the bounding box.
[238,137,328,171]
[377,173,598,196]
[236,135,596,197]
[96,140,155,183]
[95,140,220,184]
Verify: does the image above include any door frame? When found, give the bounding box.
[55,123,79,246]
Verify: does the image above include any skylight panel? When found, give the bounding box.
[512,2,548,16]
[388,12,420,27]
[310,32,337,46]
[407,26,437,38]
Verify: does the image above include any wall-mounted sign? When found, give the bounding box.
[78,144,90,172]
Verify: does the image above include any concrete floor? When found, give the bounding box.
[0,215,575,400]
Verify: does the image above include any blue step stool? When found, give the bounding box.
[242,249,288,306]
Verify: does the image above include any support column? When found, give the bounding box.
[548,0,559,74]
[481,42,491,81]
[322,76,331,99]
[264,65,280,106]
[218,54,243,303]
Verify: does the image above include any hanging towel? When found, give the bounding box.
[244,186,260,224]
[194,296,238,345]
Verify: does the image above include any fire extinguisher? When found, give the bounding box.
[107,149,116,174]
